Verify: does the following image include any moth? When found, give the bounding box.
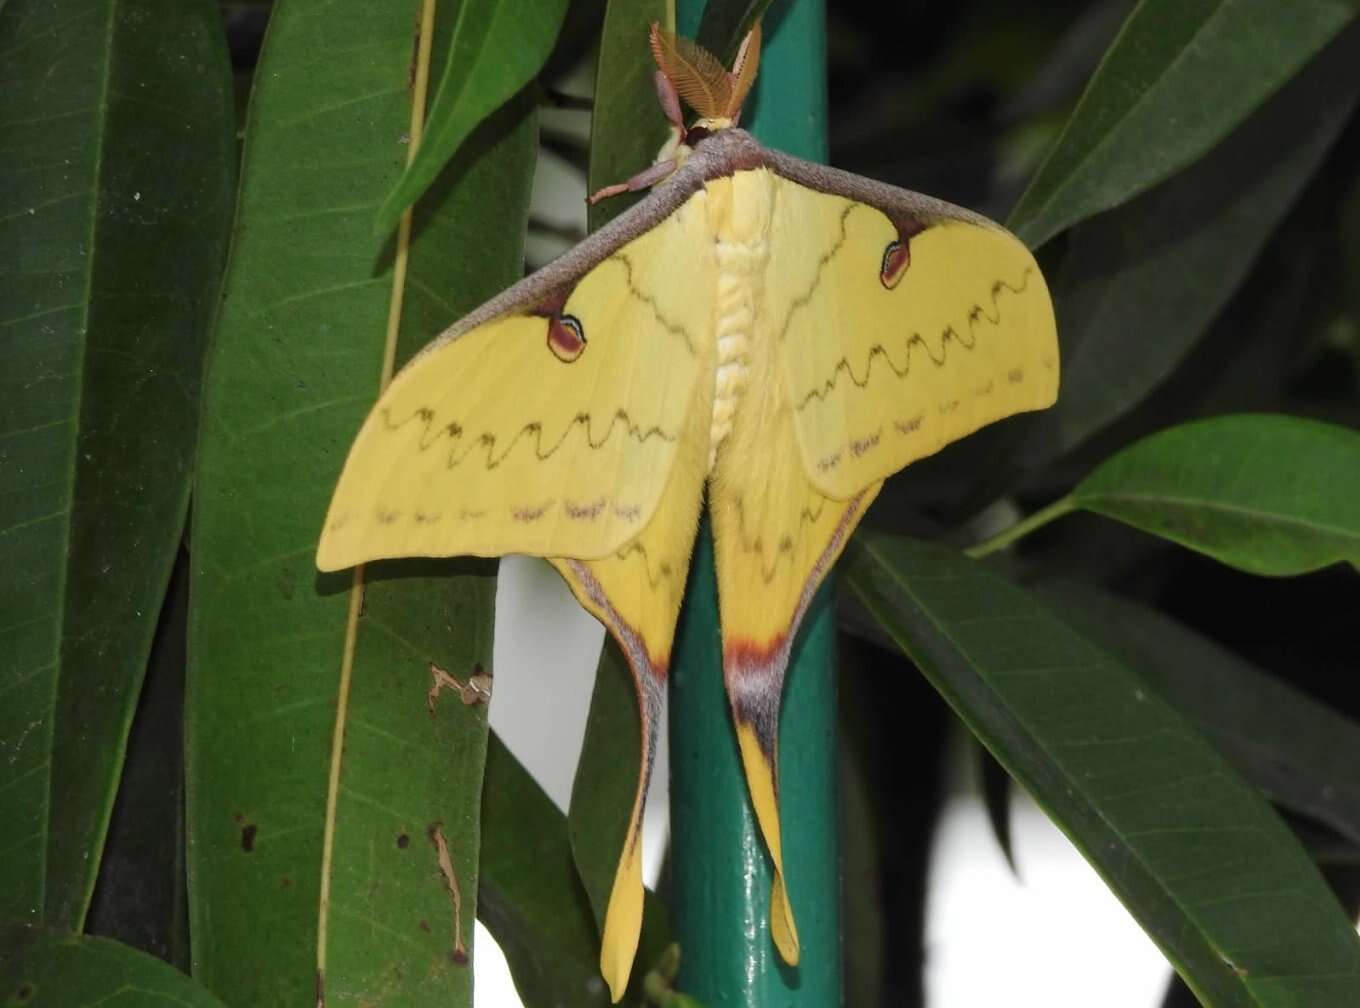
[317,20,1058,1001]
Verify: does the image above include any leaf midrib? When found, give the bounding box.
[1078,489,1359,542]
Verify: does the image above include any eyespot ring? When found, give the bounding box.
[548,313,586,363]
[880,240,910,289]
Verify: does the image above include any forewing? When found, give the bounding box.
[766,169,1058,499]
[317,190,713,570]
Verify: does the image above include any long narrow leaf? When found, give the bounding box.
[0,925,230,1008]
[1043,585,1360,851]
[85,555,191,967]
[845,533,1360,1008]
[1070,414,1360,575]
[1016,24,1360,462]
[187,1,535,1003]
[586,0,672,232]
[481,736,607,1006]
[0,0,233,929]
[1010,0,1359,247]
[375,0,568,235]
[568,640,644,940]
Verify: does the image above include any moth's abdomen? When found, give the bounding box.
[707,171,775,472]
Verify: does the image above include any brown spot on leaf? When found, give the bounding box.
[428,662,492,713]
[428,822,468,964]
[397,832,410,849]
[16,984,33,1001]
[240,823,257,852]
[419,919,431,932]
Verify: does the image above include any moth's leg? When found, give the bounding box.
[587,71,687,206]
[587,158,679,205]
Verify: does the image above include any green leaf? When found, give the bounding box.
[695,0,773,64]
[0,924,230,1008]
[568,639,643,937]
[845,533,1360,1008]
[837,676,885,1008]
[482,730,673,1007]
[978,744,1018,875]
[1009,0,1360,248]
[1042,584,1360,852]
[1016,25,1360,462]
[482,735,617,1007]
[562,639,673,1004]
[587,0,672,233]
[375,0,569,236]
[186,0,535,1003]
[1071,414,1360,575]
[86,556,191,969]
[0,0,234,929]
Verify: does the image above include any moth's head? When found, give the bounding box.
[649,20,762,132]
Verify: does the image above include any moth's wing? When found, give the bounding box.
[316,186,714,571]
[709,275,881,964]
[552,356,710,1000]
[764,158,1059,499]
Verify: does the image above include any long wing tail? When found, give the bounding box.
[550,370,710,1002]
[710,384,880,964]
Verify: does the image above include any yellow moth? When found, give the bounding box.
[318,20,1058,1001]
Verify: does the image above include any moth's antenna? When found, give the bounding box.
[727,21,762,121]
[648,21,733,120]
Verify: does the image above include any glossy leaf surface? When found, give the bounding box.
[1010,0,1360,248]
[1072,414,1360,574]
[376,0,568,234]
[0,925,230,1008]
[846,533,1360,1008]
[0,0,233,929]
[187,1,534,1003]
[1044,585,1360,850]
[483,734,671,1007]
[1017,25,1360,461]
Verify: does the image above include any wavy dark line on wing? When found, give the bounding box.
[793,270,1033,411]
[380,406,678,470]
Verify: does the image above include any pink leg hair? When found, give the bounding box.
[587,157,680,205]
[587,70,686,206]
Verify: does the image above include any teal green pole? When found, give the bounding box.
[668,2,839,1005]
